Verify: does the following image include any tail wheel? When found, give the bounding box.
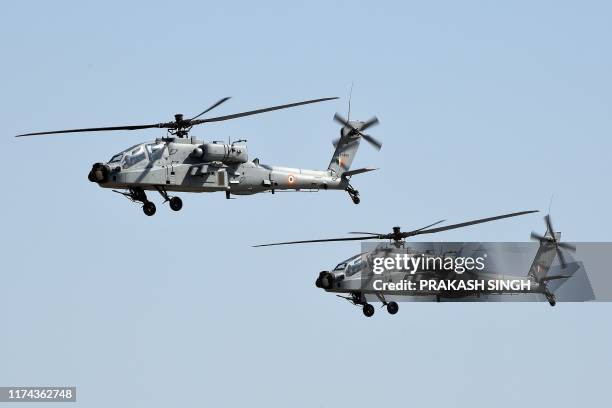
[362,303,375,317]
[386,301,399,315]
[143,202,156,216]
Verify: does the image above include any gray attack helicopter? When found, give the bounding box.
[255,212,578,317]
[16,97,382,216]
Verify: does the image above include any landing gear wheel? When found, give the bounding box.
[143,202,156,216]
[169,196,183,211]
[352,196,361,205]
[386,301,399,315]
[362,303,375,317]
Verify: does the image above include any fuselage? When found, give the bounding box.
[89,137,348,195]
[318,251,555,300]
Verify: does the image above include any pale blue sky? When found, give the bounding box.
[1,1,611,407]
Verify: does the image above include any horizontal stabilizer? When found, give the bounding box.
[341,167,378,178]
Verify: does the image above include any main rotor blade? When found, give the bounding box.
[348,231,382,235]
[411,219,446,233]
[408,210,539,237]
[16,96,335,137]
[193,97,338,125]
[253,235,379,248]
[16,123,166,137]
[190,97,231,120]
[361,134,382,150]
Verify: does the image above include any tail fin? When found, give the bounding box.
[328,122,362,176]
[528,235,561,282]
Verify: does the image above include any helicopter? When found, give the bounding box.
[255,212,579,317]
[16,96,382,216]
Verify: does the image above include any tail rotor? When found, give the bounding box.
[530,215,576,269]
[332,113,382,150]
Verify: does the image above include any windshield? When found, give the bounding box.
[345,256,365,277]
[333,254,362,272]
[107,144,149,168]
[108,144,138,164]
[109,153,123,163]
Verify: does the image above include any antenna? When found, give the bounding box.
[347,82,354,121]
[545,194,555,236]
[548,194,554,215]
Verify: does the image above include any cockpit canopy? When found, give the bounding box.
[333,254,366,277]
[108,142,166,169]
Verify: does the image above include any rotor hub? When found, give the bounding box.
[392,226,402,239]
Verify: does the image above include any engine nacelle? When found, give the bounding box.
[199,143,248,164]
